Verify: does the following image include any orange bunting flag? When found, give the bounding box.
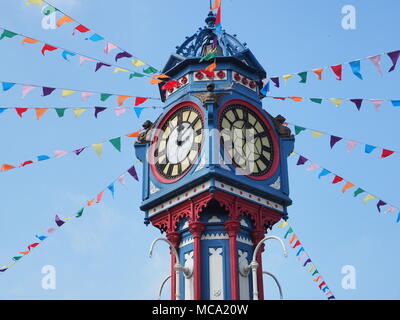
[313,68,324,80]
[21,37,38,45]
[205,62,217,73]
[118,95,130,106]
[1,164,16,172]
[56,15,74,27]
[126,130,141,138]
[87,199,95,207]
[154,74,170,79]
[35,108,48,120]
[150,78,163,85]
[19,251,30,255]
[290,96,303,102]
[212,0,221,10]
[342,182,355,193]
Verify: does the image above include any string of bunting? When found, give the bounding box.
[277,220,335,300]
[0,27,157,79]
[0,105,162,120]
[0,79,159,105]
[0,129,142,173]
[264,95,400,111]
[287,122,397,159]
[292,151,400,222]
[24,0,160,74]
[0,164,139,273]
[261,49,400,92]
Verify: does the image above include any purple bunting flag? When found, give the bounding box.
[95,62,111,72]
[296,155,308,166]
[127,165,139,181]
[270,77,280,88]
[55,215,65,227]
[330,135,343,149]
[94,107,107,118]
[376,200,387,213]
[42,87,56,97]
[387,50,400,72]
[115,51,133,62]
[350,99,363,111]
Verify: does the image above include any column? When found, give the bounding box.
[251,230,265,300]
[167,231,181,300]
[224,220,241,300]
[189,221,205,300]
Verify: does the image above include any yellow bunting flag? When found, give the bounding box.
[132,59,145,67]
[126,130,141,138]
[312,131,324,138]
[363,194,376,205]
[329,98,344,108]
[62,89,76,97]
[278,221,289,229]
[282,74,294,83]
[87,199,95,207]
[308,265,315,273]
[92,143,104,158]
[35,108,48,120]
[114,67,129,73]
[56,15,74,27]
[21,37,39,45]
[342,182,355,193]
[63,217,73,221]
[118,95,130,107]
[25,0,43,5]
[73,108,86,118]
[1,164,16,172]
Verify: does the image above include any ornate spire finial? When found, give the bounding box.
[205,11,216,28]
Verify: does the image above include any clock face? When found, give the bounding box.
[151,104,204,183]
[219,102,277,179]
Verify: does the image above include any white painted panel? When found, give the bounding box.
[209,248,224,300]
[184,251,194,300]
[238,250,250,300]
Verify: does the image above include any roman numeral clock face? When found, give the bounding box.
[151,104,204,183]
[219,102,279,179]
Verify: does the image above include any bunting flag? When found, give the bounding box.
[0,165,138,273]
[293,151,399,223]
[279,221,335,300]
[24,2,159,74]
[0,106,160,119]
[264,95,400,112]
[0,27,156,79]
[266,49,400,86]
[0,79,160,105]
[0,129,141,173]
[285,122,397,159]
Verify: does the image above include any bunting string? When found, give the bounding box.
[277,221,335,300]
[24,0,160,74]
[0,163,139,273]
[0,105,162,120]
[287,122,397,159]
[0,79,160,105]
[264,95,400,111]
[292,151,400,222]
[0,129,142,173]
[262,49,400,90]
[0,27,156,79]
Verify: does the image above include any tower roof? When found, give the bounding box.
[162,11,266,77]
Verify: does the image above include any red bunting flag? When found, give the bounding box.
[135,97,148,106]
[41,44,57,56]
[16,108,28,118]
[381,149,394,158]
[162,80,180,91]
[331,64,342,80]
[75,25,90,33]
[332,176,344,184]
[20,160,33,167]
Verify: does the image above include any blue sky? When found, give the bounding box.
[0,0,399,300]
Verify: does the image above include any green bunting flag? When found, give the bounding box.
[100,93,112,102]
[0,30,18,40]
[298,71,308,84]
[143,66,158,74]
[109,137,122,152]
[129,73,145,79]
[310,98,323,104]
[353,188,365,197]
[55,108,66,118]
[294,126,306,135]
[200,50,217,62]
[75,208,84,218]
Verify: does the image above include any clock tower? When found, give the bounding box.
[135,11,294,300]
